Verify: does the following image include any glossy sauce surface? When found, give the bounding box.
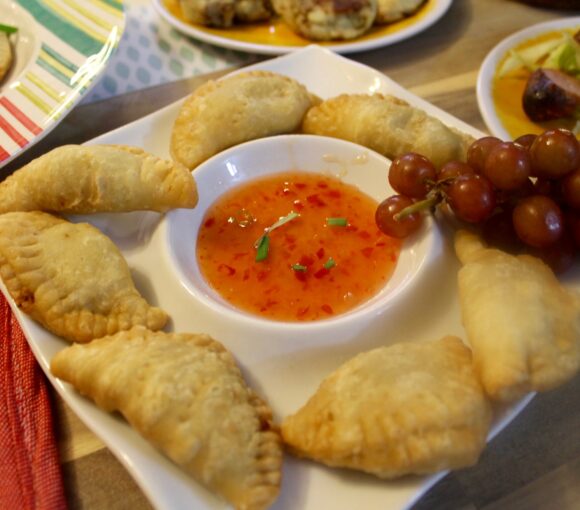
[492,29,579,139]
[163,0,436,46]
[197,172,401,322]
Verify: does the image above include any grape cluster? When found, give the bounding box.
[375,128,580,273]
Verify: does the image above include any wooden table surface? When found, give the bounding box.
[3,0,580,509]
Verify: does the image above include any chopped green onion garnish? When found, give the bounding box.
[255,235,270,262]
[326,217,347,227]
[0,23,18,35]
[266,211,300,235]
[253,211,300,261]
[291,264,307,272]
[323,257,336,270]
[254,211,300,248]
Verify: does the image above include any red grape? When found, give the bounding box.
[437,161,475,182]
[534,178,555,195]
[514,133,537,150]
[529,128,580,179]
[388,153,437,199]
[561,168,580,209]
[512,195,564,248]
[567,211,580,248]
[526,233,576,274]
[375,195,423,238]
[482,141,531,190]
[447,174,496,223]
[482,208,522,253]
[467,136,502,173]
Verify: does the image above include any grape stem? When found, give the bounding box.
[393,192,440,222]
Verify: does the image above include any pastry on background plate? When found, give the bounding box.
[375,0,425,24]
[272,0,377,41]
[455,230,580,402]
[302,94,474,168]
[51,327,282,510]
[0,212,168,343]
[0,145,198,214]
[170,70,317,170]
[179,0,272,27]
[281,336,491,478]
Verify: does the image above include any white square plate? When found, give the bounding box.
[1,45,532,510]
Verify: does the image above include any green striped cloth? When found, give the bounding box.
[83,1,255,103]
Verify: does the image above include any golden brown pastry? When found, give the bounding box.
[0,32,12,83]
[281,336,491,478]
[375,0,424,24]
[0,145,197,214]
[51,327,282,510]
[0,212,168,343]
[302,94,474,168]
[179,0,272,27]
[235,0,273,22]
[170,71,317,170]
[455,230,580,402]
[272,0,377,41]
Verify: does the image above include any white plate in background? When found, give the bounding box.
[477,17,580,140]
[152,0,452,55]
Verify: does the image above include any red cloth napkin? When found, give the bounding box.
[0,292,67,510]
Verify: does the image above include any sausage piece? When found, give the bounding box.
[522,68,580,122]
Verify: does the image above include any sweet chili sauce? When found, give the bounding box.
[196,171,401,322]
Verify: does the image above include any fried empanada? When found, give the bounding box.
[281,336,491,478]
[51,327,282,510]
[455,230,580,402]
[0,212,168,343]
[302,94,474,168]
[170,71,317,170]
[0,32,13,83]
[0,145,197,214]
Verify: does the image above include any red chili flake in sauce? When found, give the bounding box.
[196,171,402,322]
[297,306,310,318]
[218,264,236,276]
[321,304,334,315]
[314,268,329,279]
[294,270,307,282]
[306,194,326,207]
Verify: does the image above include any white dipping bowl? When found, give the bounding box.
[166,134,440,333]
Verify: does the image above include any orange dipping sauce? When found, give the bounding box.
[197,172,401,322]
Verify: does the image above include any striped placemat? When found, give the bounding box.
[0,0,125,166]
[83,1,255,103]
